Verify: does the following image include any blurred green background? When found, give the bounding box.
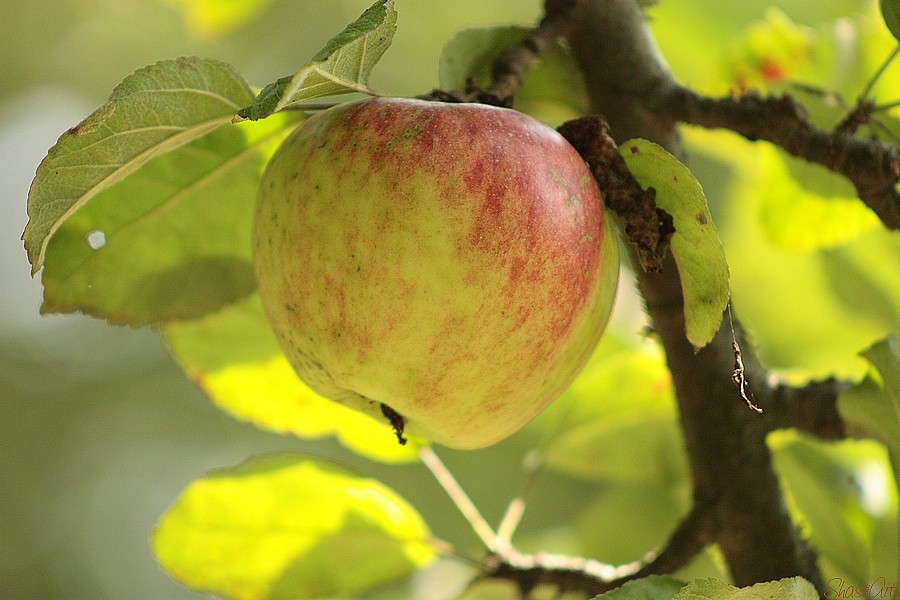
[2,0,896,598]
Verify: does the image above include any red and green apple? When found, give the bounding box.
[252,97,618,449]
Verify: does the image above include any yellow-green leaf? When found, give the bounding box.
[860,335,900,417]
[594,576,686,599]
[152,454,437,599]
[39,113,296,325]
[454,579,521,600]
[538,335,685,483]
[546,415,686,484]
[163,294,422,463]
[769,431,896,581]
[24,57,254,275]
[755,147,880,251]
[237,0,396,121]
[839,335,900,555]
[673,577,818,600]
[578,483,687,565]
[620,139,730,349]
[841,335,900,452]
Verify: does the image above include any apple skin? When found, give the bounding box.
[252,97,618,449]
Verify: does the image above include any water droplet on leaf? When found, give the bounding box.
[86,230,106,250]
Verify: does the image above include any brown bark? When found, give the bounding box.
[563,0,826,591]
[456,0,880,595]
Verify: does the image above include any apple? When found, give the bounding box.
[252,97,618,449]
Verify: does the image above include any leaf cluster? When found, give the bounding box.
[20,0,900,598]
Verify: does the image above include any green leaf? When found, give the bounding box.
[620,139,730,349]
[458,580,594,600]
[438,26,526,91]
[754,147,879,251]
[672,577,818,600]
[882,0,900,42]
[534,335,675,440]
[237,0,397,121]
[841,336,900,453]
[162,294,422,463]
[438,26,590,126]
[861,335,900,415]
[839,335,900,571]
[454,579,521,600]
[578,483,687,565]
[152,454,437,599]
[24,57,254,276]
[546,415,686,484]
[39,113,297,325]
[593,576,686,599]
[769,431,896,582]
[537,335,685,483]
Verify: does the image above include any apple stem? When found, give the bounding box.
[418,446,500,554]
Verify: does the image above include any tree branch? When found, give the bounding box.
[482,506,711,596]
[766,378,848,441]
[557,115,674,272]
[486,0,581,104]
[563,0,828,592]
[419,0,580,106]
[421,0,875,595]
[662,88,900,229]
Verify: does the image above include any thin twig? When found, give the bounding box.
[419,446,499,553]
[483,507,710,596]
[858,44,900,103]
[485,0,581,104]
[495,451,544,550]
[419,0,580,106]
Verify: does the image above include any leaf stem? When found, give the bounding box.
[418,446,499,553]
[859,43,900,102]
[874,98,900,112]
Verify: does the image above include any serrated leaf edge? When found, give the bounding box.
[273,63,384,114]
[236,0,396,121]
[26,116,234,276]
[39,118,297,325]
